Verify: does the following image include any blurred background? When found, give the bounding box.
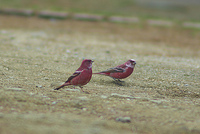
[0,0,199,21]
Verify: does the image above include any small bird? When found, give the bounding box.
[54,59,94,92]
[93,59,136,84]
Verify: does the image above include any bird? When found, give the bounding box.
[93,59,136,84]
[54,59,94,92]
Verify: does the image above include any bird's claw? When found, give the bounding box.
[117,79,125,83]
[112,78,125,86]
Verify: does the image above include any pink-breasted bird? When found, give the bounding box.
[54,59,94,91]
[93,59,136,84]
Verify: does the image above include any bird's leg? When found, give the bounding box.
[112,78,123,86]
[79,86,84,92]
[112,78,117,81]
[117,79,125,83]
[112,78,124,83]
[79,86,90,94]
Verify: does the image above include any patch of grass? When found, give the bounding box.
[0,0,200,21]
[0,15,200,134]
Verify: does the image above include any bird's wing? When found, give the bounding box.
[116,63,127,69]
[100,67,125,73]
[65,70,82,83]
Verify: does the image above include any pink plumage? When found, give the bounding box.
[93,59,136,83]
[54,59,94,92]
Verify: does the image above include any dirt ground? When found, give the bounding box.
[0,15,200,134]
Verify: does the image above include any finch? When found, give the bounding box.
[93,59,136,83]
[54,59,94,92]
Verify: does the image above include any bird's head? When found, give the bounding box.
[125,59,136,68]
[81,59,94,69]
[129,59,136,65]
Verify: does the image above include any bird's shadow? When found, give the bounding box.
[94,78,131,87]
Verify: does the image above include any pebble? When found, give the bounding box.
[78,96,89,101]
[116,117,131,123]
[65,88,80,92]
[28,93,34,97]
[44,77,49,80]
[36,85,43,88]
[150,99,169,104]
[150,100,163,104]
[100,95,108,99]
[110,93,135,99]
[6,88,26,91]
[52,101,57,105]
[82,108,87,111]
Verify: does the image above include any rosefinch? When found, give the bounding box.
[93,59,136,84]
[54,59,94,92]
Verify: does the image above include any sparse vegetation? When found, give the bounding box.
[0,11,200,134]
[0,0,200,21]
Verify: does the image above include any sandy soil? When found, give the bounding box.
[0,15,200,134]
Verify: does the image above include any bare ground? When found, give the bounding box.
[0,15,200,134]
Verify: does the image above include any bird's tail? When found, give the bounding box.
[54,82,70,90]
[93,72,106,75]
[93,72,110,76]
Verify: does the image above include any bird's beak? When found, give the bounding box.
[91,60,94,63]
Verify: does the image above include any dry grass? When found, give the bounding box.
[0,15,200,134]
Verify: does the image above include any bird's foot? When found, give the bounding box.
[117,79,125,83]
[115,82,123,86]
[113,78,125,86]
[79,86,89,94]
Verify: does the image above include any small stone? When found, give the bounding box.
[52,101,57,105]
[150,100,163,104]
[150,99,168,104]
[82,108,87,111]
[44,77,49,80]
[36,85,43,88]
[65,88,80,92]
[29,92,35,96]
[116,117,131,123]
[78,96,89,101]
[101,95,108,99]
[6,88,26,91]
[110,93,135,99]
